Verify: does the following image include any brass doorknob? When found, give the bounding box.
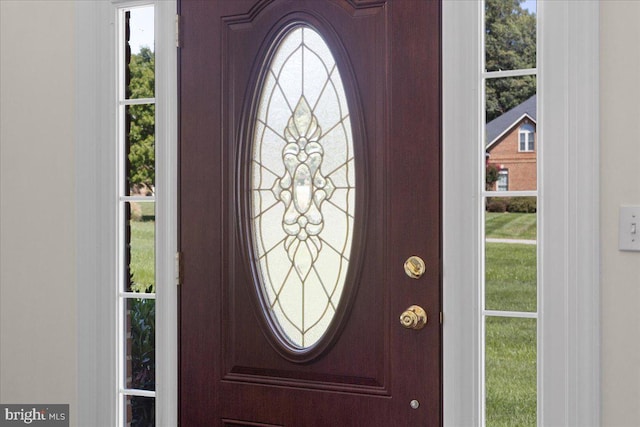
[400,305,427,330]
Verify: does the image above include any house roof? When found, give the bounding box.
[486,94,537,148]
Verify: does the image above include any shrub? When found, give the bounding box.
[129,298,155,426]
[486,163,500,190]
[487,198,508,212]
[507,197,537,213]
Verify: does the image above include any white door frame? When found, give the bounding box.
[76,1,177,425]
[443,1,600,425]
[77,1,600,425]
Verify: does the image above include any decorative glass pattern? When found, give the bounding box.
[250,25,355,349]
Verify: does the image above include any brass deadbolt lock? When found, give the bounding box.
[404,256,426,279]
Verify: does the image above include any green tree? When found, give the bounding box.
[127,46,155,194]
[485,0,536,122]
[486,163,500,190]
[125,46,156,427]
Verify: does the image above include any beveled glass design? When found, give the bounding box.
[250,25,355,349]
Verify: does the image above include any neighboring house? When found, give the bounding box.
[486,94,536,191]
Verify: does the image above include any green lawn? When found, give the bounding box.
[486,316,537,427]
[485,210,537,425]
[485,240,537,426]
[139,200,155,218]
[486,212,537,240]
[129,207,155,293]
[486,243,537,312]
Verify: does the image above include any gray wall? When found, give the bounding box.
[0,1,77,425]
[0,1,639,426]
[600,1,640,425]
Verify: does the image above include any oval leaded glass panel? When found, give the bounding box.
[250,25,355,350]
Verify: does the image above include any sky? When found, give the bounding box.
[522,0,537,14]
[129,6,154,54]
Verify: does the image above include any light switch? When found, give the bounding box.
[619,206,640,251]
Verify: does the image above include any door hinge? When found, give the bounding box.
[175,251,183,286]
[175,14,181,48]
[440,312,443,324]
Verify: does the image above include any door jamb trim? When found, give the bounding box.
[443,1,600,425]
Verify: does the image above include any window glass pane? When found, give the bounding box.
[125,202,155,293]
[123,395,155,427]
[485,197,537,235]
[126,104,155,196]
[485,316,537,426]
[486,76,536,123]
[485,241,537,312]
[126,7,155,99]
[485,196,537,312]
[124,298,156,391]
[486,77,536,191]
[485,0,536,72]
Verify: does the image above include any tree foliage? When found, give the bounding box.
[125,46,156,427]
[129,298,155,426]
[485,0,536,122]
[486,163,500,190]
[127,47,155,194]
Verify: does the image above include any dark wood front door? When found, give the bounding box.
[179,1,441,425]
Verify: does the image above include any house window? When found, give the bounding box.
[497,170,508,191]
[519,123,535,151]
[117,4,157,426]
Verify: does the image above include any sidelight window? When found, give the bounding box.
[482,0,538,425]
[117,4,157,426]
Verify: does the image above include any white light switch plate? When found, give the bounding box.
[619,206,640,251]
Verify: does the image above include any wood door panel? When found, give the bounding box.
[180,0,441,425]
[221,0,389,392]
[220,383,391,427]
[222,420,283,427]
